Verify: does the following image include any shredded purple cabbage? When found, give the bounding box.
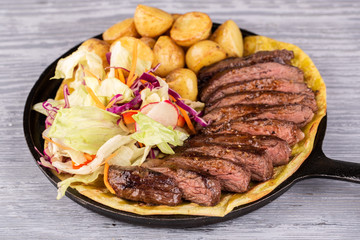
[106,52,111,65]
[42,101,59,128]
[138,72,160,88]
[108,94,123,104]
[63,84,70,108]
[107,92,142,114]
[146,63,160,73]
[168,88,209,127]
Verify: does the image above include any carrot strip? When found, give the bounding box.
[178,105,196,134]
[127,74,138,88]
[84,68,101,85]
[43,136,73,150]
[85,86,106,110]
[103,150,120,194]
[169,95,196,134]
[138,142,144,148]
[84,153,96,161]
[127,40,138,87]
[105,98,116,109]
[118,68,126,84]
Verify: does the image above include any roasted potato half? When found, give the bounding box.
[152,36,185,77]
[140,37,156,49]
[134,5,173,38]
[166,68,198,101]
[102,18,139,44]
[171,13,182,21]
[210,20,243,57]
[170,12,212,47]
[111,36,154,64]
[185,40,227,73]
[79,38,110,68]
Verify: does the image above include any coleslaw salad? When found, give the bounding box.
[33,39,208,198]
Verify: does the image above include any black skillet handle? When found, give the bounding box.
[300,150,360,183]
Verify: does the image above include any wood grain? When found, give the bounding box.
[0,0,359,239]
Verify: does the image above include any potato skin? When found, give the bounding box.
[166,68,198,101]
[210,20,243,57]
[185,40,227,73]
[140,37,156,49]
[171,13,182,21]
[79,38,110,68]
[134,5,173,38]
[170,12,212,47]
[102,18,139,44]
[111,36,154,63]
[152,36,185,77]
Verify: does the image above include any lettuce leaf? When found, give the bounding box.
[131,112,189,154]
[48,106,126,154]
[52,49,105,81]
[109,41,151,77]
[140,77,169,107]
[56,166,104,200]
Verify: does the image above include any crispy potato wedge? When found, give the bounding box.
[166,68,198,101]
[102,18,139,44]
[185,40,227,73]
[210,20,243,57]
[111,36,154,64]
[140,37,156,49]
[134,5,173,38]
[152,36,185,77]
[79,38,110,68]
[170,12,212,47]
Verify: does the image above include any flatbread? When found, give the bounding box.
[52,35,326,217]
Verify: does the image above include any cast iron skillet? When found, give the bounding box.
[23,25,360,228]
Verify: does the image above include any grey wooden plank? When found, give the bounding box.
[0,0,359,239]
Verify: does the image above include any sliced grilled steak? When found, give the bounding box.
[198,49,295,86]
[108,166,182,206]
[205,91,317,113]
[166,154,251,193]
[203,119,305,146]
[188,134,291,166]
[201,104,314,128]
[200,62,304,102]
[143,159,221,206]
[182,143,273,181]
[205,78,314,103]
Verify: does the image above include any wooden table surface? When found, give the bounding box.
[1,0,359,239]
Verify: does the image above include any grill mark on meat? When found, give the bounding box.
[189,134,291,166]
[182,143,273,181]
[166,154,251,193]
[108,166,182,206]
[200,62,304,102]
[198,49,295,87]
[203,119,305,146]
[201,104,314,128]
[143,159,222,206]
[205,78,314,103]
[205,91,317,113]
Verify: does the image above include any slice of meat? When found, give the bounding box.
[166,154,251,193]
[203,119,305,146]
[182,143,273,181]
[205,91,317,113]
[201,104,314,128]
[143,159,221,206]
[108,166,182,206]
[198,49,295,86]
[188,134,291,166]
[205,78,314,103]
[200,62,304,102]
